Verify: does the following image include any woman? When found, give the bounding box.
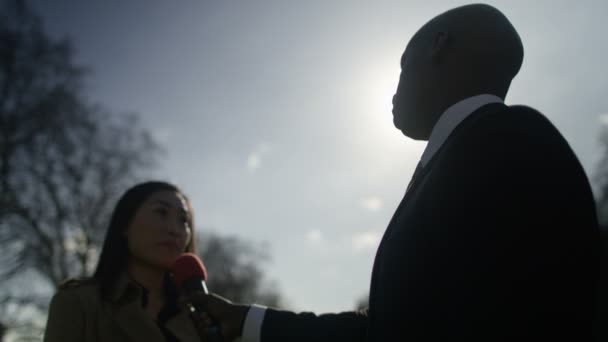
[44,181,204,342]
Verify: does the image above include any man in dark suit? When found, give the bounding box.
[187,4,600,341]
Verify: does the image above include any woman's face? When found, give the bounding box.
[125,190,192,270]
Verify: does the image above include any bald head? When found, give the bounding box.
[423,4,524,86]
[392,4,524,140]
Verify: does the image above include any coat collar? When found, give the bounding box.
[108,271,140,303]
[107,271,201,342]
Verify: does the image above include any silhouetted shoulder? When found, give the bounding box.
[455,103,585,182]
[508,104,557,128]
[508,104,544,116]
[464,104,563,144]
[475,104,553,129]
[441,103,579,176]
[506,104,572,147]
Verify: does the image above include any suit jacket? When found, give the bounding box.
[43,272,201,342]
[261,104,600,341]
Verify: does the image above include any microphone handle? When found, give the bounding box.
[191,303,223,342]
[183,277,223,342]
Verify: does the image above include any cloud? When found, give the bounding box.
[600,113,608,126]
[247,142,272,172]
[247,153,261,171]
[306,229,323,244]
[360,196,383,212]
[351,231,382,252]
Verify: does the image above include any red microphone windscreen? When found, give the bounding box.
[171,253,208,288]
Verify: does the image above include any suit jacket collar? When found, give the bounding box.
[420,94,503,167]
[406,102,507,198]
[376,102,508,286]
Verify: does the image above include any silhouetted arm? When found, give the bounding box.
[260,307,368,342]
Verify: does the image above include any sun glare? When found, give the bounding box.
[349,59,426,165]
[357,62,403,145]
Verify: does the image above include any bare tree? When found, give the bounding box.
[596,123,608,230]
[0,1,285,339]
[198,231,284,308]
[354,294,368,311]
[0,0,159,338]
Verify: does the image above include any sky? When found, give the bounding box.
[31,0,608,313]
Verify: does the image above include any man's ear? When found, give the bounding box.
[430,31,449,63]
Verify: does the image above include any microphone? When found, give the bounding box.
[172,253,223,342]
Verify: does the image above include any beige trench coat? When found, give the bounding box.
[43,273,201,342]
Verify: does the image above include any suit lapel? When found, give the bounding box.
[111,300,166,342]
[370,103,509,314]
[401,102,507,205]
[375,103,508,259]
[383,158,434,236]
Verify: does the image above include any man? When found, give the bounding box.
[187,4,600,341]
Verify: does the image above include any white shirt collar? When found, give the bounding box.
[419,94,503,167]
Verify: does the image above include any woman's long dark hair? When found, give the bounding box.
[93,181,197,298]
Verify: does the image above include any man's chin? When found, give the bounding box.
[396,122,426,141]
[393,116,413,138]
[392,116,401,130]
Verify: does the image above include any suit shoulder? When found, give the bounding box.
[462,104,584,175]
[471,104,550,129]
[508,104,544,116]
[464,104,562,145]
[508,105,557,128]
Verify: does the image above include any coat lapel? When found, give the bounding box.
[165,309,202,342]
[108,272,166,342]
[111,299,167,342]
